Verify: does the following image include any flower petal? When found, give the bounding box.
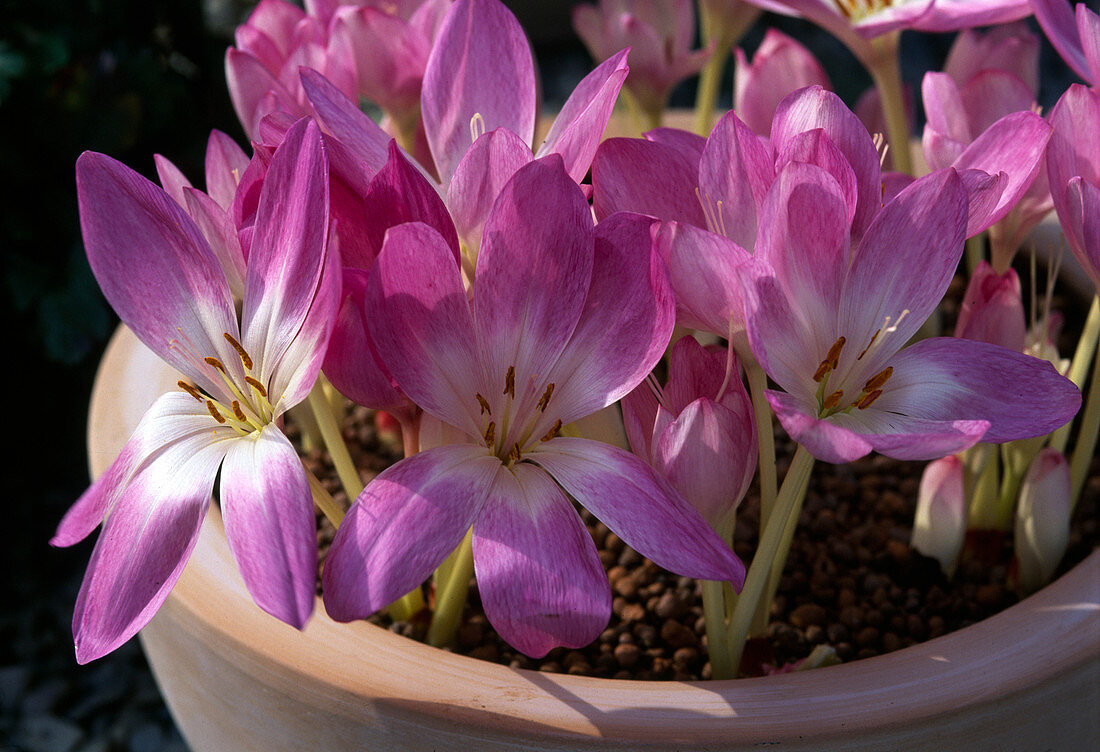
[421,0,536,187]
[644,126,706,165]
[1033,0,1092,84]
[771,86,881,241]
[837,168,967,378]
[766,389,874,464]
[75,151,239,398]
[448,127,533,252]
[472,462,610,657]
[656,221,753,339]
[363,141,459,264]
[879,337,1082,444]
[220,423,316,629]
[367,222,481,436]
[321,445,501,620]
[591,137,705,225]
[544,213,674,427]
[300,67,393,177]
[531,438,745,586]
[698,110,775,250]
[474,156,594,422]
[1065,177,1100,289]
[952,111,1051,236]
[205,130,250,210]
[71,425,228,663]
[241,117,339,412]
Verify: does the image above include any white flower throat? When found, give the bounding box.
[174,331,274,436]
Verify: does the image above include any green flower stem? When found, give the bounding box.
[305,382,363,504]
[702,517,737,680]
[288,402,323,453]
[726,445,815,674]
[693,47,728,137]
[965,234,985,277]
[427,528,474,648]
[967,443,1006,530]
[1070,336,1100,510]
[306,467,345,528]
[620,88,662,137]
[865,32,913,177]
[743,358,778,638]
[1051,295,1100,454]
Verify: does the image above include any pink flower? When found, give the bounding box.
[321,157,745,657]
[622,337,757,531]
[911,456,967,577]
[734,29,831,137]
[921,24,1051,265]
[1047,83,1100,290]
[1033,0,1100,87]
[53,120,339,663]
[740,164,1080,464]
[572,0,710,116]
[226,0,357,139]
[954,260,1028,351]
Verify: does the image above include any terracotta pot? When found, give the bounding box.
[88,324,1099,751]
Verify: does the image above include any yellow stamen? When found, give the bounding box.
[823,390,844,411]
[178,380,203,401]
[854,389,883,410]
[245,376,267,398]
[483,421,496,446]
[476,392,491,415]
[231,400,248,422]
[204,356,226,372]
[508,443,522,462]
[814,337,846,382]
[540,419,562,443]
[863,367,894,393]
[503,366,515,399]
[536,383,555,412]
[223,332,253,370]
[206,400,226,423]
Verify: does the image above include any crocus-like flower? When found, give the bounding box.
[1047,83,1100,290]
[1015,448,1072,594]
[740,163,1080,464]
[622,337,757,532]
[321,157,745,657]
[954,260,1027,352]
[922,23,1051,267]
[910,456,967,577]
[733,29,831,138]
[226,0,357,139]
[304,0,629,258]
[1033,0,1100,87]
[572,0,710,118]
[53,119,339,663]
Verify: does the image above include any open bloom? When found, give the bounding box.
[1047,83,1100,290]
[740,164,1080,464]
[54,119,339,663]
[322,157,745,657]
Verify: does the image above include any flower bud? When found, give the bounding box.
[954,260,1027,352]
[1015,448,1071,594]
[911,456,966,578]
[734,29,829,137]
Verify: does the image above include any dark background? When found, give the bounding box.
[0,1,1079,750]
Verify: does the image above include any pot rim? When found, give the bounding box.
[88,323,1100,746]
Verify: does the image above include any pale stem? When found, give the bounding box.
[726,445,815,674]
[1051,295,1100,453]
[702,516,737,680]
[427,528,475,648]
[391,108,421,157]
[306,466,345,528]
[967,443,1006,530]
[1070,335,1100,509]
[693,3,760,136]
[288,403,323,453]
[965,234,985,277]
[864,32,913,177]
[305,382,363,503]
[996,435,1045,522]
[743,360,778,638]
[401,413,421,459]
[620,88,662,137]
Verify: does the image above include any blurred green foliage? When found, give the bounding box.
[0,0,241,366]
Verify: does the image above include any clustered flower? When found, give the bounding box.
[57,0,1095,679]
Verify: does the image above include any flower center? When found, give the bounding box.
[833,0,901,22]
[175,332,274,436]
[812,311,909,419]
[475,364,561,464]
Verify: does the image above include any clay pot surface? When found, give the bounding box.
[89,324,1100,751]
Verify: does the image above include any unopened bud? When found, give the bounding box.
[1015,448,1071,595]
[911,456,966,578]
